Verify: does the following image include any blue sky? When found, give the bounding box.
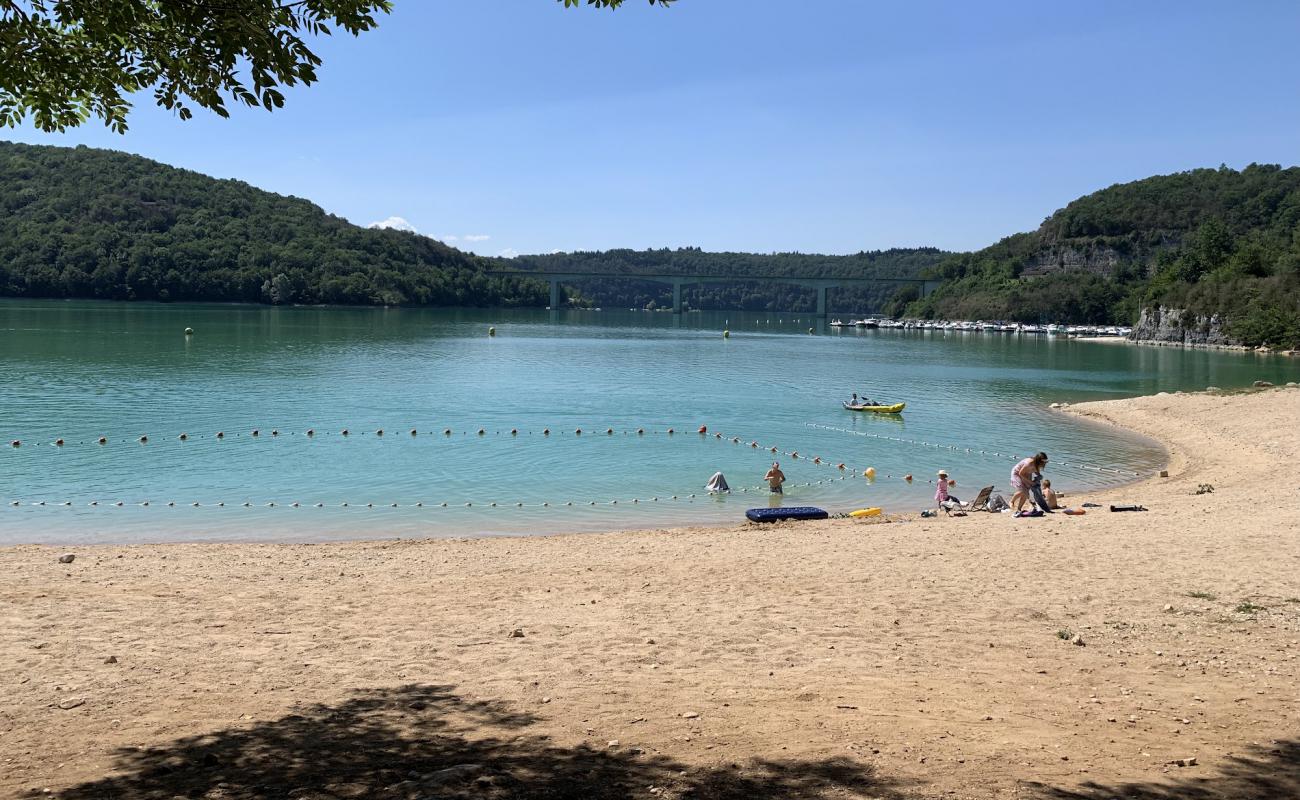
[9,0,1300,256]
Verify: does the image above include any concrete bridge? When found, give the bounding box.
[485,270,940,317]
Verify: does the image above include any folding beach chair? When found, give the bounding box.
[948,485,994,514]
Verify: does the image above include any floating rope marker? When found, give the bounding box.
[98,437,107,444]
[178,433,187,441]
[55,439,64,446]
[252,430,259,437]
[376,429,383,436]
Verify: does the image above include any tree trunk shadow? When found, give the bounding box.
[36,683,907,800]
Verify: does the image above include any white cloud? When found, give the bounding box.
[498,248,519,258]
[462,234,491,242]
[367,216,418,233]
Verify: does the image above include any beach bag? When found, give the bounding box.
[988,494,1010,513]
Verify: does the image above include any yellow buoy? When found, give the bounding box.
[864,467,876,479]
[723,329,730,338]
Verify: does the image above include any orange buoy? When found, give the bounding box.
[837,463,846,470]
[904,474,913,483]
[697,425,707,434]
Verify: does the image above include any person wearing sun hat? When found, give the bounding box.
[934,469,959,507]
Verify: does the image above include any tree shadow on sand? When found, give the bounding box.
[1029,739,1300,800]
[40,684,908,800]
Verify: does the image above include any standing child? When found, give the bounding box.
[935,469,960,508]
[765,462,786,495]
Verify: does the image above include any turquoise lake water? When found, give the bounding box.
[2,299,1297,544]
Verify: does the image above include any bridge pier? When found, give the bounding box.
[549,279,560,310]
[815,285,828,318]
[672,279,683,314]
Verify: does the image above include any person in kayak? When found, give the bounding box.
[765,462,786,494]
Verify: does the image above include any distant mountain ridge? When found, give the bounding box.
[2,142,1296,345]
[907,164,1300,346]
[0,140,544,307]
[510,247,951,313]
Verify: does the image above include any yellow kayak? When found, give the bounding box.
[842,401,906,413]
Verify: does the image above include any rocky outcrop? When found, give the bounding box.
[1131,306,1237,346]
[1020,245,1126,277]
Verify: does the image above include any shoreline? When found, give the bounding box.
[4,387,1299,800]
[1075,334,1300,356]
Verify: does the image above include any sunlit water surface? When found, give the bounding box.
[3,300,1296,544]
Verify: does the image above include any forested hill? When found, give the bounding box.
[906,164,1300,346]
[0,141,545,306]
[510,247,950,314]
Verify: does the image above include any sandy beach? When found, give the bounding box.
[2,387,1298,799]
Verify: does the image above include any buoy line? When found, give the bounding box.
[804,423,1142,477]
[2,479,859,512]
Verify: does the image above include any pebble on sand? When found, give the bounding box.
[508,628,525,638]
[58,553,75,564]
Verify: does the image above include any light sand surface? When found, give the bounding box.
[2,388,1299,799]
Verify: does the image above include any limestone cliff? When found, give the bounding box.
[1130,306,1236,346]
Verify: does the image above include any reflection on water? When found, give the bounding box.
[1,300,1295,544]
